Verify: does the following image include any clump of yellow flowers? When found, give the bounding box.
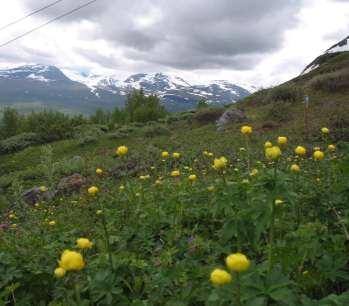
[210,252,250,286]
[240,125,252,135]
[116,145,128,157]
[54,250,85,278]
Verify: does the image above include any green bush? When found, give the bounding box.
[267,84,303,103]
[193,107,225,124]
[0,133,39,154]
[265,101,294,123]
[309,69,349,92]
[143,125,171,138]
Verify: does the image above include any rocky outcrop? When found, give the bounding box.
[216,108,247,131]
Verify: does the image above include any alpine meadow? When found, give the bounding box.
[0,1,349,305]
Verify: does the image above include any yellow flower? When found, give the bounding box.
[96,210,103,215]
[203,151,209,156]
[226,253,250,272]
[313,146,321,151]
[172,152,181,159]
[249,168,258,176]
[9,213,16,219]
[188,174,197,182]
[313,150,324,161]
[139,175,150,180]
[59,250,85,271]
[171,170,180,177]
[265,146,281,160]
[10,224,17,229]
[240,125,252,135]
[88,186,99,196]
[48,220,56,226]
[76,238,93,249]
[39,186,48,192]
[155,179,162,186]
[321,127,329,134]
[119,185,125,191]
[277,136,288,145]
[290,164,300,173]
[264,141,273,148]
[96,168,103,175]
[116,145,128,157]
[207,185,215,192]
[294,146,306,156]
[213,157,228,170]
[210,269,232,286]
[328,144,336,152]
[274,199,284,207]
[161,151,169,158]
[34,203,40,208]
[54,267,66,278]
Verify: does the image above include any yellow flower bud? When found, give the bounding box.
[265,146,281,160]
[328,144,336,152]
[116,145,128,157]
[290,164,300,173]
[240,125,252,135]
[96,168,103,175]
[313,150,324,161]
[171,170,180,177]
[172,152,181,159]
[321,127,329,134]
[59,250,85,271]
[213,157,228,170]
[210,268,232,286]
[188,174,197,182]
[294,146,306,156]
[226,253,250,272]
[76,238,93,249]
[277,136,288,145]
[88,186,99,196]
[264,141,272,148]
[161,151,169,158]
[54,267,66,278]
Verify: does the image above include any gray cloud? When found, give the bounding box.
[21,0,305,70]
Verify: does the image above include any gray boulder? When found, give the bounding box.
[216,108,247,131]
[22,187,55,205]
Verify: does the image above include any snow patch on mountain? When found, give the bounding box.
[326,36,349,54]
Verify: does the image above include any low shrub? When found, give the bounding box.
[309,69,349,92]
[267,84,303,103]
[143,125,171,138]
[0,133,40,154]
[193,107,225,124]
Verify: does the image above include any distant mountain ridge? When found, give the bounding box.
[0,64,251,113]
[302,35,349,75]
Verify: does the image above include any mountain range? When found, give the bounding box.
[0,65,252,113]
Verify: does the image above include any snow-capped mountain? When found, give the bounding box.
[302,35,349,75]
[0,65,251,113]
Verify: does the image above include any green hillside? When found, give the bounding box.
[0,53,348,305]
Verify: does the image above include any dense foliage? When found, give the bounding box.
[0,119,348,305]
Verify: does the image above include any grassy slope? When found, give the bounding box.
[0,52,348,305]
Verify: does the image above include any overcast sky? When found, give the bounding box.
[0,0,348,88]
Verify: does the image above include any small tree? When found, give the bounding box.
[124,89,167,123]
[0,107,22,139]
[197,98,209,109]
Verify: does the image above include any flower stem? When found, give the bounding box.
[235,272,242,306]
